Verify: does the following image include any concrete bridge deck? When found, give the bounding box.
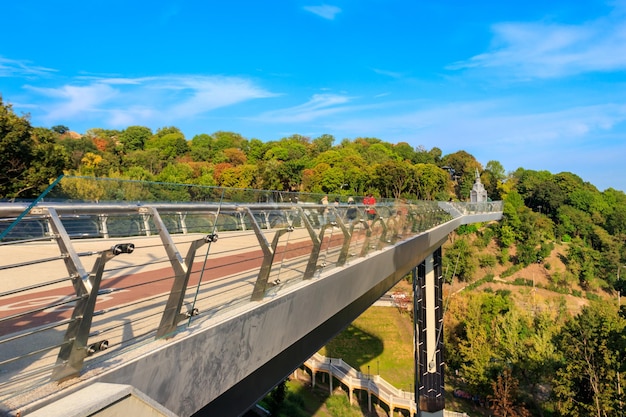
[0,194,502,417]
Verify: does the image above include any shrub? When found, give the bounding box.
[498,248,509,265]
[513,278,533,287]
[479,254,497,269]
[458,224,479,235]
[501,264,522,278]
[496,289,511,297]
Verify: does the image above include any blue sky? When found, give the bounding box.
[2,1,626,192]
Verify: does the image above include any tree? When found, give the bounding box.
[412,163,450,200]
[483,160,506,200]
[363,142,395,165]
[553,302,626,416]
[393,142,416,162]
[312,133,333,154]
[27,127,70,192]
[145,132,189,159]
[59,135,98,169]
[119,125,152,152]
[441,150,482,199]
[0,97,36,199]
[442,237,477,282]
[51,125,70,134]
[489,369,531,417]
[372,160,413,198]
[189,133,214,161]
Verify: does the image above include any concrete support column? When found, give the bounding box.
[414,247,445,416]
[329,368,333,393]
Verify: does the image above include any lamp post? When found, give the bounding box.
[368,365,370,380]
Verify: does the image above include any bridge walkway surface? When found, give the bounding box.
[0,176,502,417]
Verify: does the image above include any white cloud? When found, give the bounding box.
[24,75,275,128]
[303,4,341,20]
[0,56,56,78]
[165,76,276,118]
[372,68,404,78]
[257,94,352,123]
[448,11,626,78]
[26,83,119,122]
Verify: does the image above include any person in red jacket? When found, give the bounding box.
[364,193,377,221]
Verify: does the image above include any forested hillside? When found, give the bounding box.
[1,96,625,416]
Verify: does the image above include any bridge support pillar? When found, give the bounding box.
[413,247,445,416]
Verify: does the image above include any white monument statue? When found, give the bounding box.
[470,168,488,203]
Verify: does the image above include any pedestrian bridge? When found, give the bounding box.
[0,177,502,417]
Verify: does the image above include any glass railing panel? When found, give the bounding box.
[0,176,502,403]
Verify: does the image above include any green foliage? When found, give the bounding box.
[324,393,363,417]
[585,292,601,301]
[474,225,496,248]
[501,264,522,278]
[457,224,479,235]
[516,242,539,266]
[499,247,510,265]
[478,254,497,269]
[0,96,36,198]
[119,125,152,151]
[553,303,626,416]
[443,237,477,282]
[512,278,533,287]
[145,132,189,159]
[412,163,450,200]
[372,160,413,198]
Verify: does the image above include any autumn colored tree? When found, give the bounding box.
[488,369,531,417]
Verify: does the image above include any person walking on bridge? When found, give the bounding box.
[364,193,377,222]
[319,195,329,225]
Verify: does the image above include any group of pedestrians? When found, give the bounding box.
[318,193,377,227]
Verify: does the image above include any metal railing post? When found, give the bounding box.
[45,208,134,379]
[150,207,217,338]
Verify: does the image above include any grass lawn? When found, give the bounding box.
[320,305,415,390]
[313,297,487,416]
